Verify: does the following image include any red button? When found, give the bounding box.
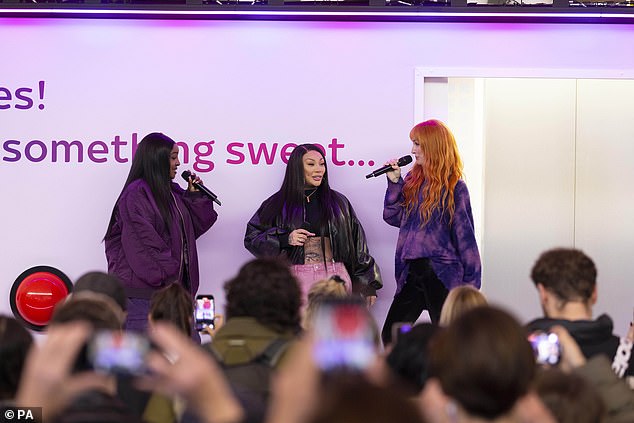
[10,266,72,331]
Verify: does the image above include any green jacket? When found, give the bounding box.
[206,317,296,366]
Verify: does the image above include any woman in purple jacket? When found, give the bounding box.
[104,132,218,332]
[381,120,481,345]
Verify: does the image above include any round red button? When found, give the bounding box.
[10,266,72,331]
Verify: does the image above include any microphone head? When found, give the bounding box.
[397,155,413,166]
[181,170,192,181]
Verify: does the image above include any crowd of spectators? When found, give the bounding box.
[2,247,633,423]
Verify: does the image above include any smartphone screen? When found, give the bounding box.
[528,331,561,365]
[87,330,151,376]
[312,298,376,372]
[195,294,215,332]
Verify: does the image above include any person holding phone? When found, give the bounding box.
[244,144,382,306]
[381,120,481,345]
[105,132,218,333]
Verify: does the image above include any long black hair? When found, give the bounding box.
[105,132,175,239]
[259,144,341,230]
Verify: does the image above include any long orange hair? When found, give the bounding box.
[403,120,463,225]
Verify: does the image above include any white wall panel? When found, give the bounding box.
[482,78,577,322]
[575,79,634,333]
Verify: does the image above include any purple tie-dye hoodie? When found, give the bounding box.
[383,178,481,295]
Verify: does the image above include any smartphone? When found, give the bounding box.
[391,322,413,344]
[195,294,215,332]
[312,297,376,372]
[86,330,151,376]
[528,331,561,365]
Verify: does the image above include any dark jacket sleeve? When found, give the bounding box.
[340,194,382,297]
[175,183,218,239]
[118,187,180,287]
[244,198,290,258]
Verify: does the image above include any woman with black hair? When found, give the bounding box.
[105,132,218,332]
[244,143,381,305]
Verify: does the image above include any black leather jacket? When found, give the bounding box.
[244,190,382,296]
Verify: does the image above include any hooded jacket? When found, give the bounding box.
[244,190,382,296]
[527,314,634,377]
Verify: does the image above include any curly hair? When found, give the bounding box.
[403,120,463,225]
[225,258,301,333]
[530,248,597,303]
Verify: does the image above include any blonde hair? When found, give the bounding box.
[439,286,487,327]
[302,277,348,330]
[403,119,463,225]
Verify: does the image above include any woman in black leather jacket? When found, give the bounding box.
[244,144,382,305]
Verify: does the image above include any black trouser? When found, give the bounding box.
[381,258,449,346]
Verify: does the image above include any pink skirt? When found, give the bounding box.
[291,262,352,301]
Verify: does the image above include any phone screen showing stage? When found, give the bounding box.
[312,298,375,372]
[195,295,215,331]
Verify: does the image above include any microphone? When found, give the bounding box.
[365,155,413,179]
[181,170,222,206]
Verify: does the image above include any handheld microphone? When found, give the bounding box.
[181,170,222,206]
[365,155,413,179]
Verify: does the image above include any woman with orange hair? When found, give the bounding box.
[381,120,481,345]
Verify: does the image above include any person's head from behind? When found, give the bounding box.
[303,276,349,330]
[439,286,487,327]
[0,315,34,400]
[225,258,301,334]
[530,248,597,317]
[425,306,535,421]
[74,271,127,313]
[405,120,463,224]
[50,297,123,331]
[317,375,426,423]
[533,368,605,423]
[149,282,193,336]
[385,323,440,396]
[311,375,425,423]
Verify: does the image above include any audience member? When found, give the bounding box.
[547,325,634,423]
[149,282,194,336]
[267,332,425,423]
[534,368,606,423]
[15,322,112,422]
[50,295,123,331]
[47,298,144,423]
[383,323,440,396]
[526,248,634,378]
[420,306,547,423]
[302,276,348,330]
[74,271,128,314]
[309,375,426,423]
[0,315,33,404]
[207,258,302,422]
[438,285,487,326]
